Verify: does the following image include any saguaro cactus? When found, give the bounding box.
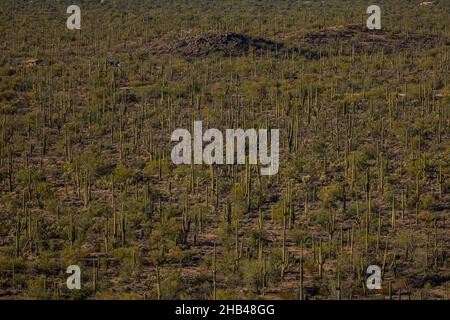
[299,240,304,300]
[281,215,289,279]
[335,271,341,300]
[315,239,325,278]
[181,193,191,244]
[391,196,396,231]
[212,242,217,300]
[69,211,75,247]
[120,215,126,246]
[234,220,243,272]
[155,265,161,300]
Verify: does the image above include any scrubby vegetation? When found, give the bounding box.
[0,0,448,300]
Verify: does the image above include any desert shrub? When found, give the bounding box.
[318,182,344,208]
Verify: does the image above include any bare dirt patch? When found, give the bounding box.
[303,24,447,53]
[148,32,287,57]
